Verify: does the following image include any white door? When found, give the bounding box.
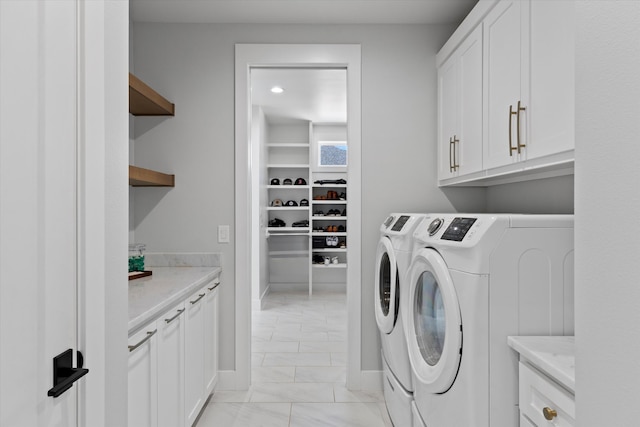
[457,24,483,175]
[158,304,186,427]
[0,1,83,426]
[185,289,206,426]
[374,238,399,334]
[438,54,458,179]
[525,0,575,161]
[204,280,220,396]
[405,249,462,394]
[483,0,523,170]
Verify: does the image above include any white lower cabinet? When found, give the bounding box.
[128,276,220,427]
[204,279,220,395]
[128,325,158,427]
[157,303,186,427]
[185,288,207,426]
[518,362,575,427]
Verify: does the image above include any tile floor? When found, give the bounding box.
[195,290,392,427]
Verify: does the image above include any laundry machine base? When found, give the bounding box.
[411,401,426,427]
[382,352,413,427]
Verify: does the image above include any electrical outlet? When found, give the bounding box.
[218,225,230,243]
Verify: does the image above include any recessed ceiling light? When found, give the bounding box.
[270,86,284,94]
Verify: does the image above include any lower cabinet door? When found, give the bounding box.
[204,280,220,395]
[157,303,186,427]
[128,326,158,427]
[184,289,206,426]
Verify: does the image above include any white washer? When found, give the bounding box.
[375,213,427,427]
[404,214,574,427]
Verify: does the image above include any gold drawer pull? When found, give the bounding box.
[543,407,557,420]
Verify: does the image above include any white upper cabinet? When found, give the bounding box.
[438,0,575,186]
[483,0,524,170]
[438,24,484,180]
[525,0,575,161]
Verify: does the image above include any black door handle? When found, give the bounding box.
[47,349,89,398]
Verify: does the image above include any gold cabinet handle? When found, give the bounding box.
[452,135,459,171]
[449,136,455,172]
[542,407,557,420]
[516,100,526,153]
[509,104,518,156]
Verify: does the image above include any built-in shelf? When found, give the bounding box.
[267,207,310,211]
[311,216,347,220]
[267,185,310,190]
[312,184,347,188]
[312,248,347,253]
[311,232,347,237]
[311,200,347,205]
[267,164,310,168]
[129,73,175,116]
[129,165,175,187]
[312,263,347,269]
[267,143,310,148]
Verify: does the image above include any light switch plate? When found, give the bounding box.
[218,225,230,243]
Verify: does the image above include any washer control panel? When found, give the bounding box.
[391,215,410,232]
[441,217,477,241]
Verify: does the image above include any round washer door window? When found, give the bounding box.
[415,270,446,366]
[406,248,462,393]
[374,237,398,334]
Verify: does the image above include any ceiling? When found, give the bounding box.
[130,0,478,25]
[251,68,347,124]
[130,0,478,124]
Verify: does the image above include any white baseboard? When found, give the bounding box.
[360,370,384,391]
[252,285,271,311]
[217,369,382,391]
[217,370,239,391]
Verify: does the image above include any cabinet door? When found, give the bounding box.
[157,303,186,427]
[438,53,459,180]
[524,0,575,161]
[457,24,484,175]
[184,289,206,426]
[483,0,523,169]
[204,280,220,395]
[128,326,158,427]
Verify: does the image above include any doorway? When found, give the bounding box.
[235,44,362,390]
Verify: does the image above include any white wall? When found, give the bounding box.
[132,23,488,372]
[574,1,640,425]
[486,175,574,214]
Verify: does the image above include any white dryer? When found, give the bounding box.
[404,214,574,427]
[375,213,427,427]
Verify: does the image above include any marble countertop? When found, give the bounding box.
[508,336,575,392]
[128,266,221,335]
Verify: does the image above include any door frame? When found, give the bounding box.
[234,44,362,390]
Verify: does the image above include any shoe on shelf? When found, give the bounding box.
[339,240,346,248]
[338,225,345,232]
[331,256,339,264]
[283,178,293,185]
[314,210,325,216]
[269,218,286,227]
[339,192,347,200]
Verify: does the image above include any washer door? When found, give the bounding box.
[374,237,399,334]
[406,248,462,393]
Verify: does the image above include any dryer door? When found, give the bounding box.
[406,248,462,393]
[374,237,399,334]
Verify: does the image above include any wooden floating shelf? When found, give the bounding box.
[129,165,175,187]
[129,73,175,116]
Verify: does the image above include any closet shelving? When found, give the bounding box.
[310,181,348,273]
[129,73,175,187]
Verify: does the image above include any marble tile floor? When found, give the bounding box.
[195,290,392,427]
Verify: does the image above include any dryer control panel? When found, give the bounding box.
[441,217,477,242]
